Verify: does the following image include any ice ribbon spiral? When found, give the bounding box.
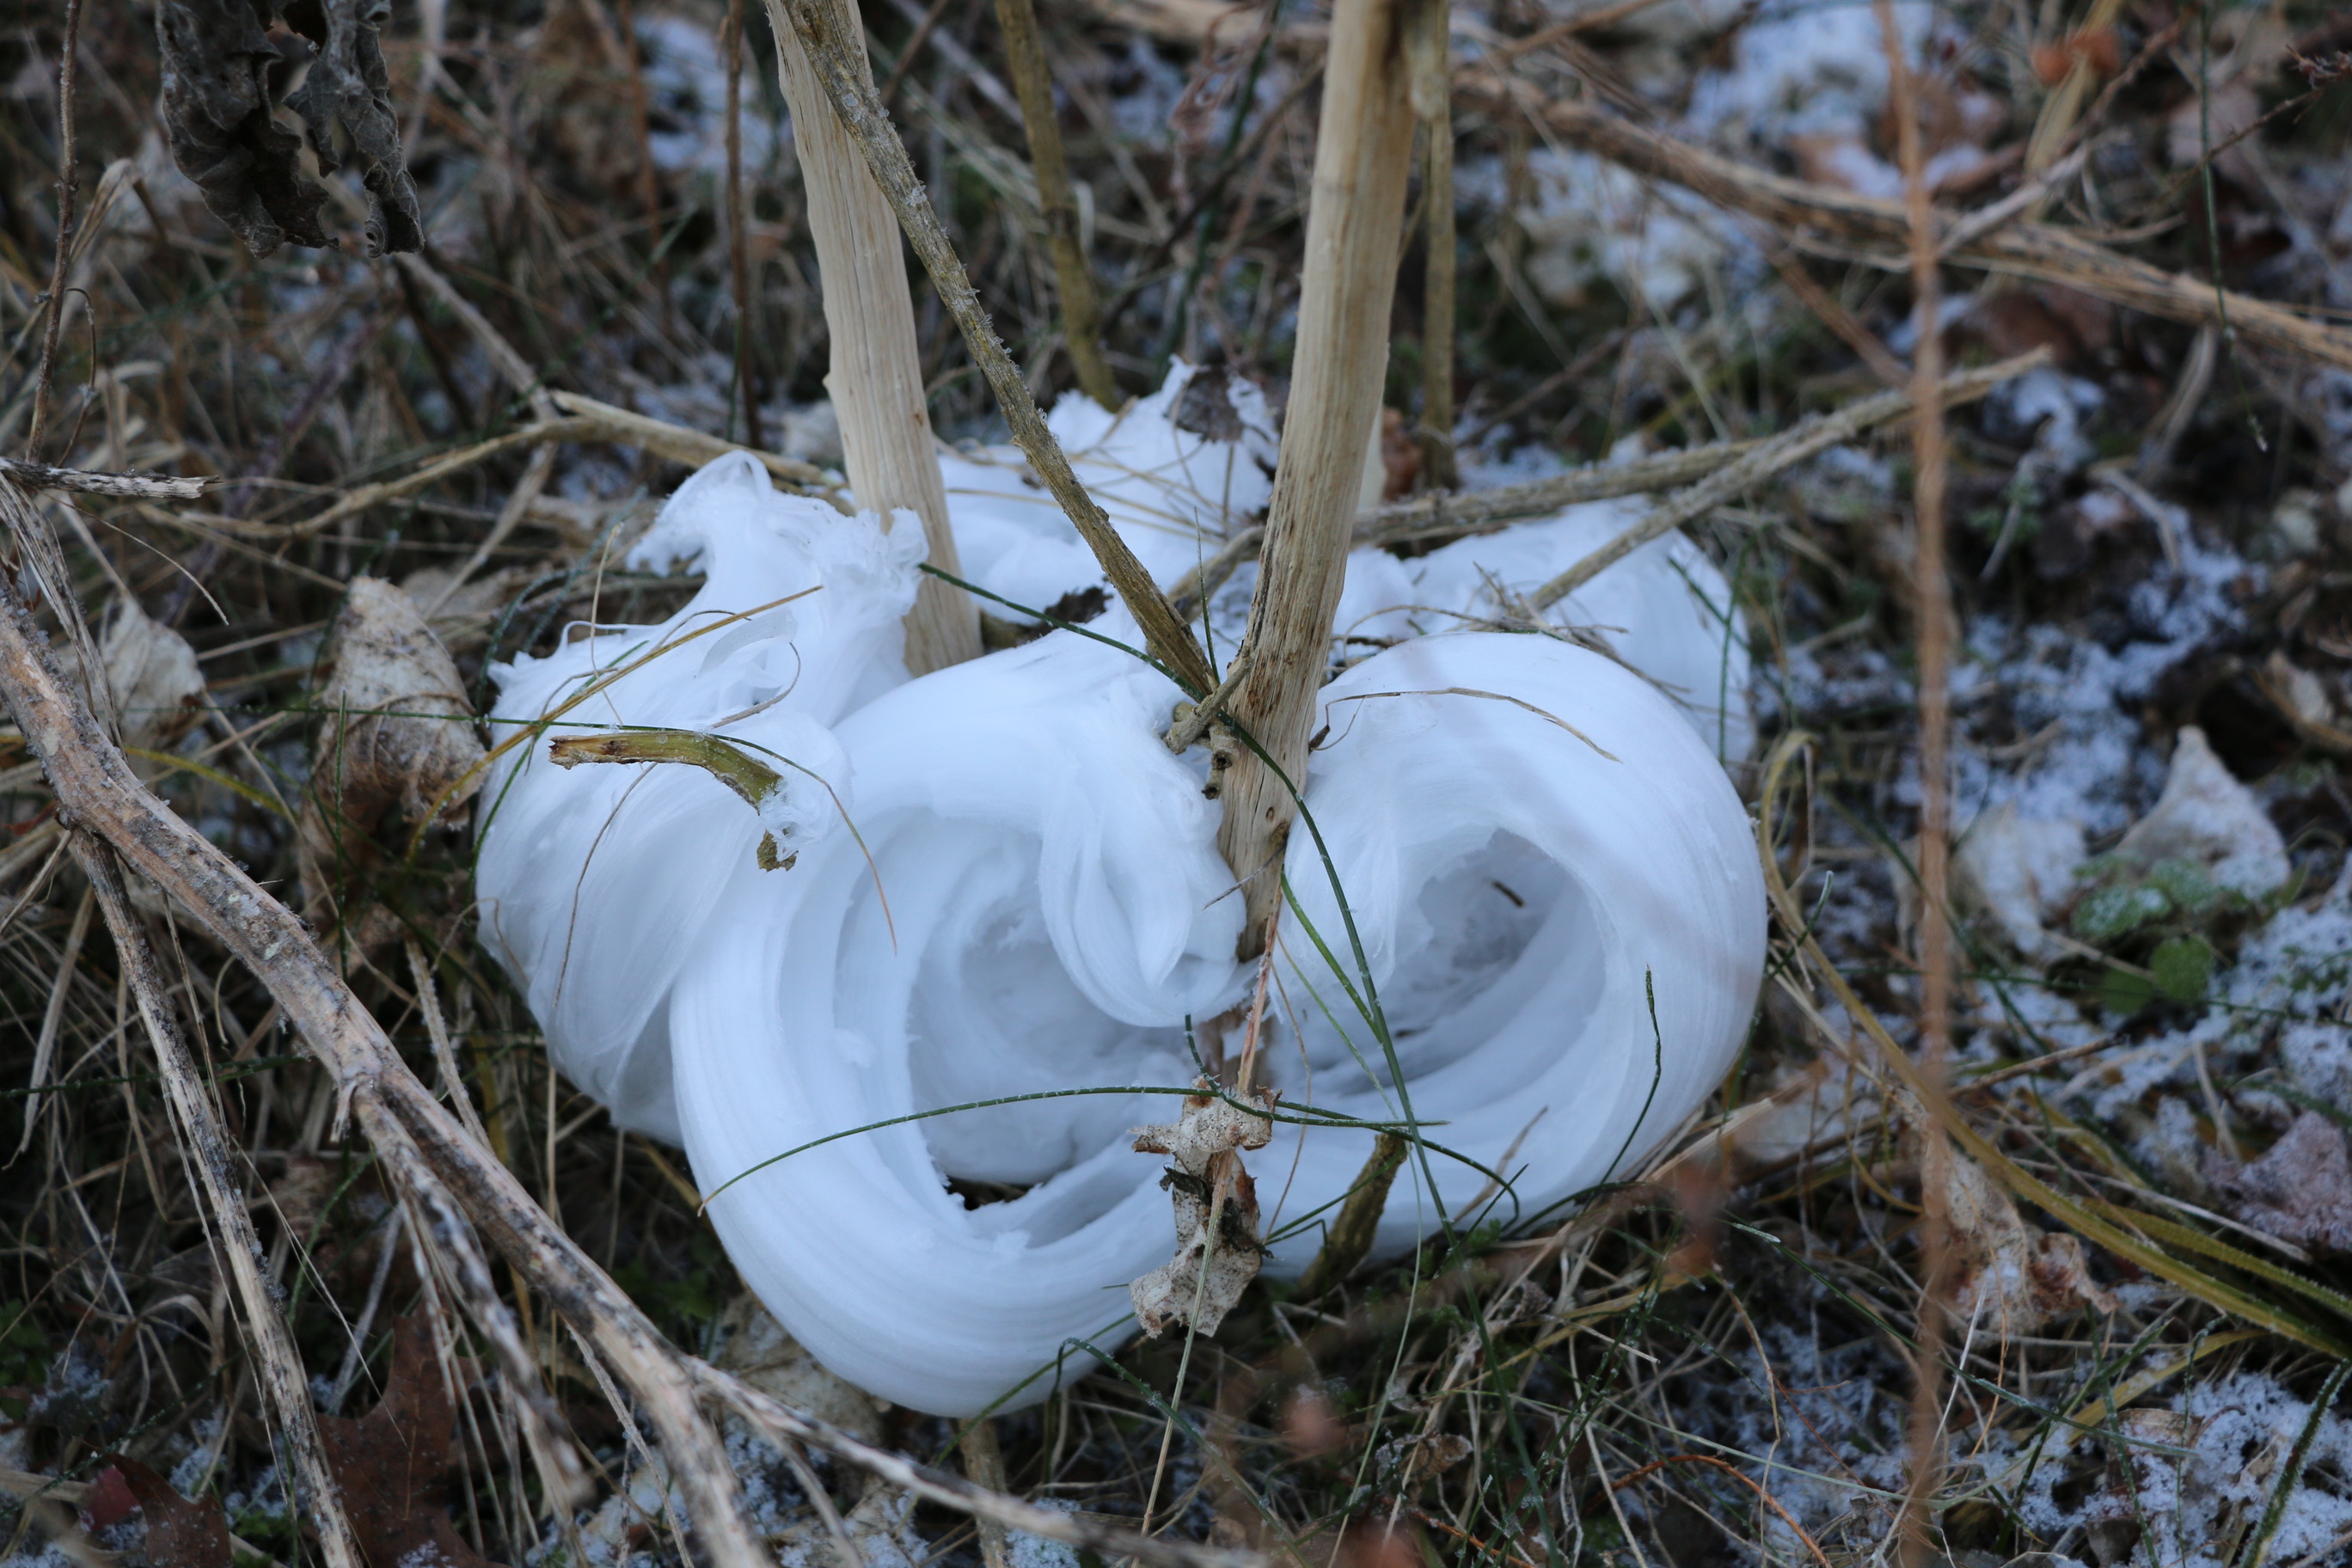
[478,373,1766,1414]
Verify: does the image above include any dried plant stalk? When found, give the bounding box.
[1467,76,2352,373]
[769,0,1217,695]
[73,846,365,1568]
[726,0,763,452]
[763,0,978,676]
[993,0,1118,410]
[1878,4,1954,1561]
[1408,0,1455,489]
[1527,350,2044,611]
[1212,0,1445,949]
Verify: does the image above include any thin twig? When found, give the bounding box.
[1527,351,2044,612]
[1877,6,1954,1563]
[995,0,1119,408]
[1461,72,2352,372]
[0,456,205,499]
[71,844,364,1568]
[1410,0,1456,489]
[726,0,763,451]
[1609,1455,1836,1568]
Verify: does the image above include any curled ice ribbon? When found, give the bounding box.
[476,455,922,1137]
[478,399,1766,1413]
[669,623,1761,1414]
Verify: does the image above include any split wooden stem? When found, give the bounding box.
[1212,0,1421,954]
[763,0,978,676]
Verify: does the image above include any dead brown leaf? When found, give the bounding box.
[2205,1112,2352,1256]
[316,1314,502,1568]
[1928,1126,2117,1336]
[58,600,205,756]
[99,1455,230,1568]
[1128,1079,1276,1337]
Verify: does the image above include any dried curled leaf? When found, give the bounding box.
[57,600,206,754]
[1128,1079,1276,1338]
[299,579,483,934]
[280,0,423,256]
[156,0,331,255]
[1930,1127,2117,1337]
[156,0,420,258]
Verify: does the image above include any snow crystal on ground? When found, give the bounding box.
[2014,1369,2352,1568]
[1948,530,2254,840]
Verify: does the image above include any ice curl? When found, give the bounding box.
[477,404,1766,1414]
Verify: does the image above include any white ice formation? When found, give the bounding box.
[477,456,923,1139]
[945,364,1754,759]
[476,373,1767,1415]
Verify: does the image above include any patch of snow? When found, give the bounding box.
[1515,148,1742,311]
[634,13,781,175]
[1687,0,1930,144]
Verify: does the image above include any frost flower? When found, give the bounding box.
[478,403,1766,1415]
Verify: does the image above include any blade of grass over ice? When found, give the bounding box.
[698,1086,1501,1210]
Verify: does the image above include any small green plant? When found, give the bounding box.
[2070,856,2244,1012]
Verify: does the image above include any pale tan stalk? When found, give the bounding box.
[1879,3,1953,1561]
[993,0,1118,409]
[763,0,978,675]
[1214,0,1420,953]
